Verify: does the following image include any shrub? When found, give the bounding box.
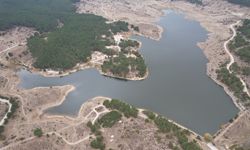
[90,136,105,150]
[142,110,156,120]
[33,128,43,137]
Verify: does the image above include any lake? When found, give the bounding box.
[18,11,239,134]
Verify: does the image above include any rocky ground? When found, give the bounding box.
[214,111,250,150]
[0,27,35,53]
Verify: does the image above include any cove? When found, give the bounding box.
[17,11,239,134]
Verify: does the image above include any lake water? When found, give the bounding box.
[18,11,239,134]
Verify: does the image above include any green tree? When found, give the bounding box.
[33,128,43,137]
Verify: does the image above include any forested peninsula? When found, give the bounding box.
[0,0,146,78]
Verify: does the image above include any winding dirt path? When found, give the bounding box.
[0,98,12,126]
[212,21,250,150]
[0,104,108,149]
[225,21,240,73]
[0,43,25,55]
[224,21,250,111]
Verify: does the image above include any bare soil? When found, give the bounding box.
[0,102,8,122]
[214,111,250,149]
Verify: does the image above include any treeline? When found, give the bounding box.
[143,110,201,150]
[103,99,138,118]
[227,0,250,7]
[217,67,250,102]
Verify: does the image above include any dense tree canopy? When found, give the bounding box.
[0,0,133,70]
[103,99,138,118]
[0,0,75,32]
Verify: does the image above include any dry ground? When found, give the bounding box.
[214,111,250,149]
[0,94,209,150]
[0,102,8,122]
[0,27,35,52]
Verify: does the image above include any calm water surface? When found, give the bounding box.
[18,11,239,134]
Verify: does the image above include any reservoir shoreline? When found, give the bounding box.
[17,11,239,135]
